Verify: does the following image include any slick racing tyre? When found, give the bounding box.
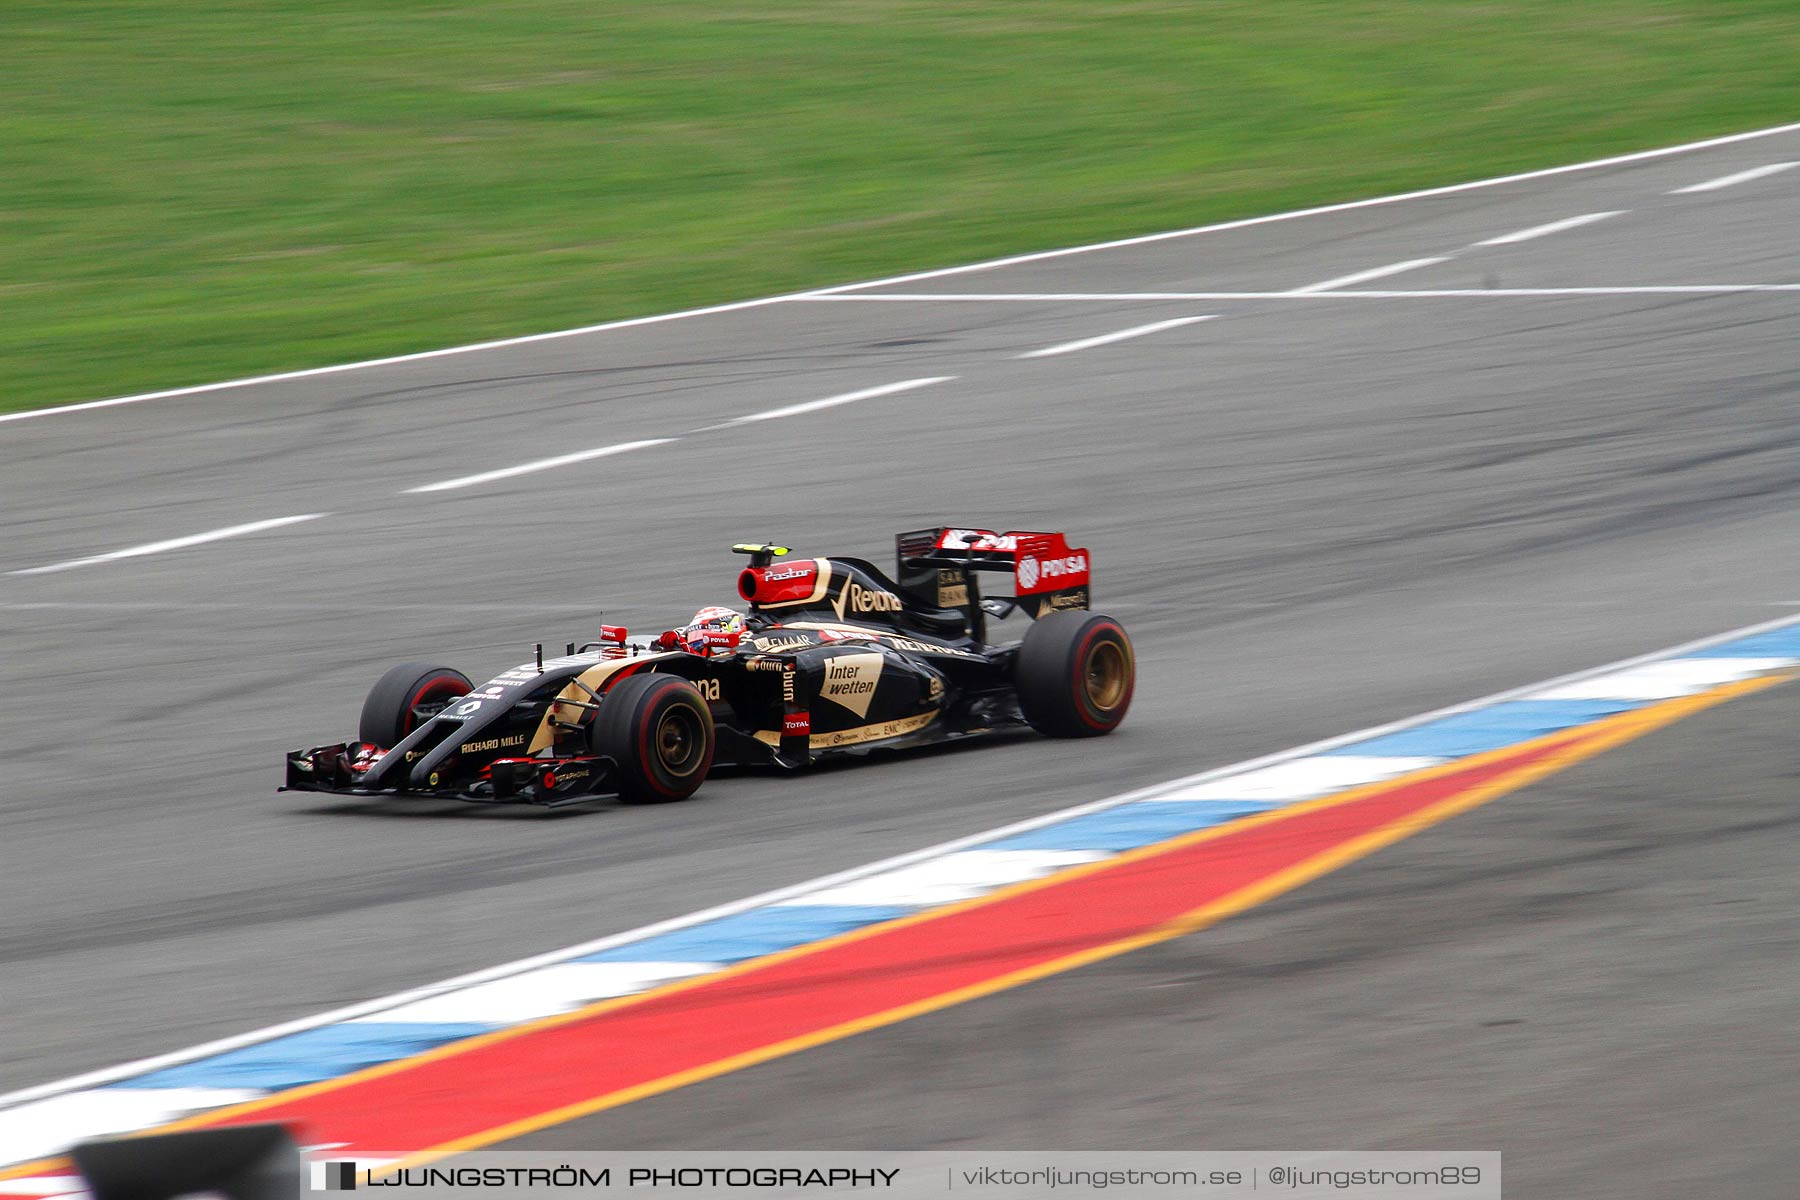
[590,673,716,803]
[1015,611,1135,738]
[358,662,473,747]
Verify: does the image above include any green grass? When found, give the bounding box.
[3,1,1797,411]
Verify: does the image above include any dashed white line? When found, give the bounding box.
[1017,316,1214,358]
[1670,161,1797,194]
[403,438,676,494]
[711,376,956,427]
[0,298,808,428]
[1289,257,1451,295]
[1477,210,1624,245]
[9,514,328,576]
[8,119,1800,427]
[816,122,1800,296]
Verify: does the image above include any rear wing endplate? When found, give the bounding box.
[895,527,1092,628]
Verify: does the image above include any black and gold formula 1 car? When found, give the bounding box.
[282,528,1134,808]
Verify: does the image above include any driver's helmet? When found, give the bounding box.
[678,605,747,655]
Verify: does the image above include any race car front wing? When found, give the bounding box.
[282,743,619,809]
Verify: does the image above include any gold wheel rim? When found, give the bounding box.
[1084,640,1129,712]
[656,707,705,777]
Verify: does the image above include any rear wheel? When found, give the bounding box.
[1015,611,1135,738]
[358,662,472,747]
[590,673,716,803]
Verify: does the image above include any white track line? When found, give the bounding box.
[5,606,1798,1112]
[8,514,328,577]
[710,377,955,427]
[1316,285,1800,297]
[403,438,676,494]
[1017,316,1214,359]
[801,285,1800,301]
[1670,161,1797,194]
[0,297,805,428]
[1289,257,1450,295]
[7,120,1800,427]
[818,123,1800,295]
[1477,210,1625,246]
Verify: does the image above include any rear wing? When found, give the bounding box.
[895,527,1091,632]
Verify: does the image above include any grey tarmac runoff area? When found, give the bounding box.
[2,122,1799,1180]
[509,681,1800,1200]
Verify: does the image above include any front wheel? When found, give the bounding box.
[590,673,716,803]
[358,662,472,747]
[1015,611,1135,738]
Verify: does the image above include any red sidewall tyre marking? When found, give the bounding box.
[633,679,707,800]
[404,676,468,737]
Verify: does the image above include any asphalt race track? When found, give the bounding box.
[509,682,1800,1198]
[3,125,1798,1187]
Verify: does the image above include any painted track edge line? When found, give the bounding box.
[58,699,1717,1163]
[0,677,1793,1178]
[809,120,1800,294]
[799,285,1800,300]
[4,607,1799,1114]
[6,118,1799,426]
[205,677,1793,1165]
